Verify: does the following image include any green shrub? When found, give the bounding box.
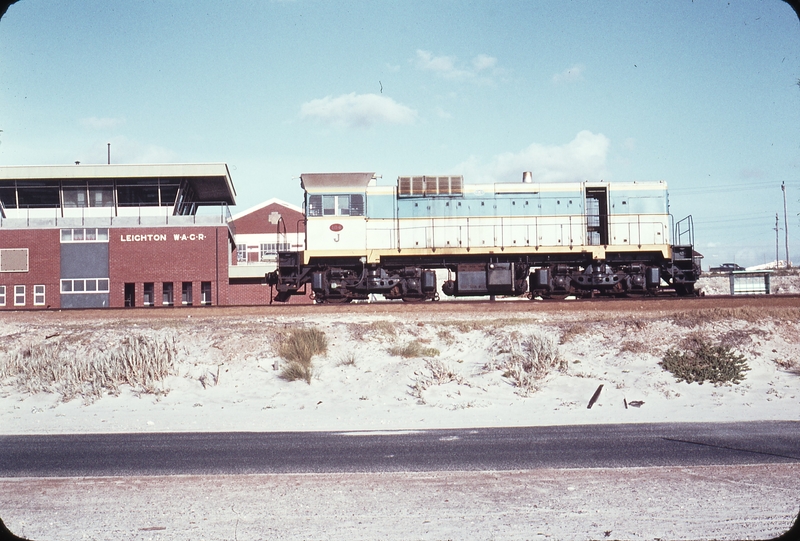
[660,336,749,385]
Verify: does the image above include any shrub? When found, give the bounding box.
[660,336,749,385]
[388,341,440,358]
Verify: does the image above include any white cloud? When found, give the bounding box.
[80,116,126,130]
[455,130,611,184]
[472,54,497,71]
[435,107,452,120]
[552,64,585,84]
[415,50,452,72]
[300,93,417,128]
[414,50,499,81]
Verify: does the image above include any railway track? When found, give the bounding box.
[2,294,798,322]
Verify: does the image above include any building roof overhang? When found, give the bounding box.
[0,163,237,205]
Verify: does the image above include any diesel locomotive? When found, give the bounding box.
[266,172,700,303]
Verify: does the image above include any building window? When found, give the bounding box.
[182,282,193,305]
[201,282,212,305]
[62,186,88,208]
[60,228,109,243]
[0,285,5,306]
[162,283,174,306]
[89,186,114,207]
[236,244,247,263]
[260,243,291,259]
[34,285,45,306]
[60,278,110,293]
[14,285,25,306]
[143,283,155,306]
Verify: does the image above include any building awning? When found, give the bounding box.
[0,163,236,207]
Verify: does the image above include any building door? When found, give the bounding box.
[124,283,135,307]
[585,188,609,246]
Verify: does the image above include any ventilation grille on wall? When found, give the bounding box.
[0,248,29,272]
[398,176,463,197]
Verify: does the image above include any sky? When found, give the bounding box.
[0,0,799,268]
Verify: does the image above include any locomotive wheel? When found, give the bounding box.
[326,296,353,304]
[314,293,352,304]
[674,284,696,297]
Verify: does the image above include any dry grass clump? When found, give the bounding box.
[348,320,397,341]
[278,327,327,384]
[671,307,776,327]
[773,358,800,376]
[0,334,178,403]
[660,334,750,385]
[388,341,440,358]
[559,323,590,344]
[409,358,465,402]
[487,332,566,395]
[336,352,358,367]
[619,340,650,354]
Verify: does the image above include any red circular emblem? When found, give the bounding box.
[330,223,344,232]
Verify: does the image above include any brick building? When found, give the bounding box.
[227,198,309,305]
[0,163,237,309]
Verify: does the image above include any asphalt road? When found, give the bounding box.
[1,421,799,478]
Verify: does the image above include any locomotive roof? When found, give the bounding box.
[300,172,375,192]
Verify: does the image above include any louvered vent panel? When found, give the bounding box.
[450,176,463,195]
[412,176,425,195]
[436,177,449,195]
[398,177,412,196]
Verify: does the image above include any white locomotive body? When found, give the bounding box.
[268,172,699,302]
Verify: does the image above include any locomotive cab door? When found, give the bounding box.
[585,187,608,246]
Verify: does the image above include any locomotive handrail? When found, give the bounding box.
[371,213,669,251]
[675,215,694,246]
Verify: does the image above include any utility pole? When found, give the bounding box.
[775,213,780,269]
[782,181,790,268]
